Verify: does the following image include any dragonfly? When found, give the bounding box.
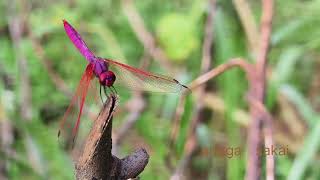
[58,20,189,143]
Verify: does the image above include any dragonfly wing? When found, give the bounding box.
[63,20,95,62]
[58,63,95,147]
[104,59,189,93]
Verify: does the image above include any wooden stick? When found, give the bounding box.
[76,94,149,179]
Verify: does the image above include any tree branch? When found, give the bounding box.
[76,94,149,179]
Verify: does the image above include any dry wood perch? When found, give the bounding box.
[76,94,149,180]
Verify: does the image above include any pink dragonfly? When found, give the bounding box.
[58,20,189,143]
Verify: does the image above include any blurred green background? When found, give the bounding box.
[1,0,320,179]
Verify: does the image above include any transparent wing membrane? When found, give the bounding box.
[104,59,189,93]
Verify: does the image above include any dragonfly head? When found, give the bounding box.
[99,71,116,87]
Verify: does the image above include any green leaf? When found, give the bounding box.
[273,46,303,84]
[280,85,316,126]
[266,46,303,108]
[287,117,320,180]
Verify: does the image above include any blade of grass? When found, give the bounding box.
[287,117,320,180]
[214,5,247,180]
[280,85,316,126]
[281,85,320,180]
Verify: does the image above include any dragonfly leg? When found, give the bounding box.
[111,86,118,94]
[99,85,104,103]
[111,85,118,94]
[103,86,109,97]
[109,86,115,95]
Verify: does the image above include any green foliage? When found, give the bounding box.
[214,5,247,180]
[0,38,16,74]
[156,13,199,62]
[1,0,320,179]
[30,3,75,37]
[176,94,193,155]
[266,46,303,108]
[288,119,320,180]
[135,112,171,179]
[25,119,74,179]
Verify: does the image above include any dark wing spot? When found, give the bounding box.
[174,79,190,91]
[182,84,189,89]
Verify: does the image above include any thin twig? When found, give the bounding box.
[256,0,273,74]
[260,1,274,180]
[190,58,252,90]
[246,0,274,179]
[201,0,216,73]
[247,97,275,180]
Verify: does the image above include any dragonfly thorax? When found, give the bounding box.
[99,71,116,87]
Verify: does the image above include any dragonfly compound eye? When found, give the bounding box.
[99,71,116,87]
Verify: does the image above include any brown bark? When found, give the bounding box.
[76,95,149,180]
